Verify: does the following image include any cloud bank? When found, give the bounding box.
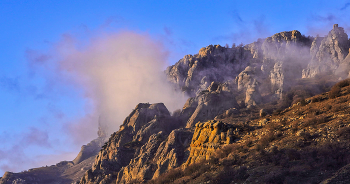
[30,31,188,144]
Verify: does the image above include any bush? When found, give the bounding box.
[334,78,350,88]
[215,144,238,158]
[212,166,248,184]
[292,98,307,106]
[257,132,276,149]
[329,85,341,99]
[273,109,282,115]
[325,104,332,110]
[311,97,320,103]
[327,78,350,99]
[332,104,346,112]
[303,115,327,127]
[264,169,288,184]
[336,127,350,139]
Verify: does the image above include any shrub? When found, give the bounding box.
[334,78,350,88]
[291,121,299,133]
[303,115,326,127]
[336,126,350,139]
[332,104,346,112]
[257,132,276,149]
[215,144,238,158]
[329,85,341,99]
[307,107,320,116]
[336,97,348,103]
[264,169,288,184]
[325,104,332,110]
[212,166,248,183]
[158,168,183,183]
[182,162,202,176]
[273,109,282,115]
[292,98,307,106]
[311,97,320,103]
[285,148,301,161]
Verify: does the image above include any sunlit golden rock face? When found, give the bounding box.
[185,120,235,166]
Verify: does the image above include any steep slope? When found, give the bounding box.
[79,103,189,184]
[150,78,350,184]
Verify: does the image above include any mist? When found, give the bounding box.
[32,31,188,144]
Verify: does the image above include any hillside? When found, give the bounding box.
[1,24,350,184]
[150,78,350,184]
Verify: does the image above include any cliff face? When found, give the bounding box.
[184,81,239,128]
[166,45,250,97]
[185,120,235,166]
[79,103,191,184]
[303,24,350,78]
[167,26,349,102]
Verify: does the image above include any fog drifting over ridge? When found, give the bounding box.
[31,31,188,144]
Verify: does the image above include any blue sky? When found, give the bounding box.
[0,0,350,174]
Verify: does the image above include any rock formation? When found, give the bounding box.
[79,103,190,184]
[185,120,235,166]
[185,81,239,128]
[166,45,250,97]
[235,66,262,106]
[303,24,350,78]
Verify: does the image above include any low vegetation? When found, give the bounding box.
[150,78,350,184]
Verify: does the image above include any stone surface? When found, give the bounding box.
[185,120,235,166]
[303,24,349,78]
[185,82,239,128]
[78,103,185,184]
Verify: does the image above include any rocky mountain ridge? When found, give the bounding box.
[1,24,350,184]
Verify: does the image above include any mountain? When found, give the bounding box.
[0,133,107,184]
[1,24,350,184]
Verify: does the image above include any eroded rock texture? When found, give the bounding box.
[303,24,350,78]
[79,103,191,184]
[185,81,239,128]
[185,120,235,166]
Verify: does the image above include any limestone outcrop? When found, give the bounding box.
[235,66,262,107]
[185,82,239,128]
[166,45,250,97]
[185,120,235,166]
[115,129,192,183]
[303,24,350,78]
[79,103,187,184]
